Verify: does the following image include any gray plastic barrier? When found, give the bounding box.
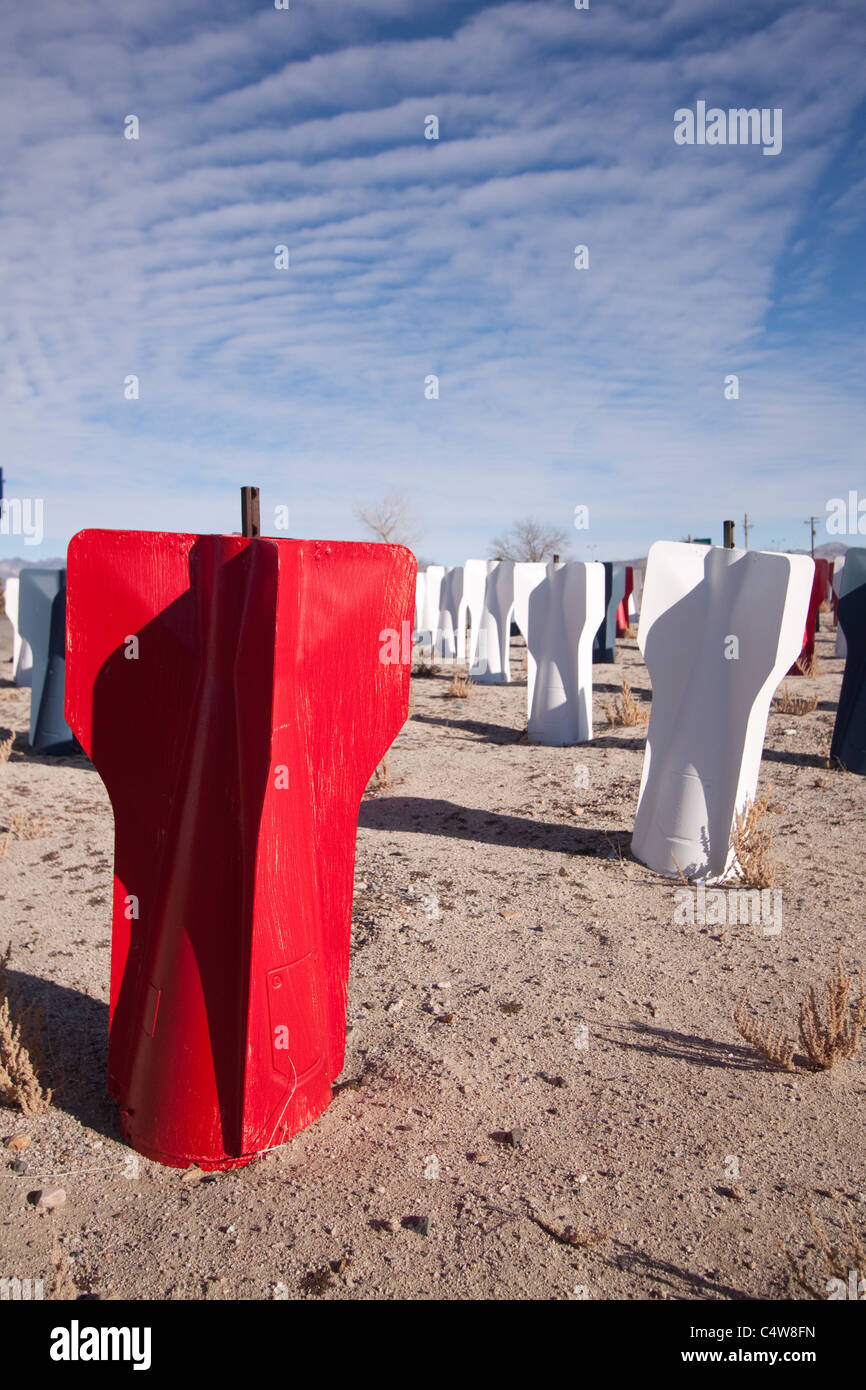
[18,567,76,754]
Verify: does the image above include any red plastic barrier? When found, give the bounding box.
[65,530,415,1169]
[616,565,635,636]
[788,557,829,674]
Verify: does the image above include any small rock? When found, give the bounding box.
[403,1215,430,1235]
[4,1134,31,1152]
[11,1159,27,1175]
[34,1187,67,1212]
[727,1184,746,1201]
[181,1165,204,1183]
[508,1128,526,1149]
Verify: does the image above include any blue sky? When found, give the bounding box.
[1,0,864,564]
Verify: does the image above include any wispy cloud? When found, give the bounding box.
[1,0,864,561]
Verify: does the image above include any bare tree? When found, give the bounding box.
[488,518,570,562]
[354,492,420,548]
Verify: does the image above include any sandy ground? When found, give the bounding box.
[0,613,864,1302]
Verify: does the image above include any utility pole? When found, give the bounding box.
[805,516,817,558]
[743,513,749,549]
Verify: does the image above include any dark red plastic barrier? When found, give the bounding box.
[616,565,634,636]
[65,530,415,1170]
[788,557,830,674]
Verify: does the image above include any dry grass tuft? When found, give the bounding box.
[0,944,52,1114]
[799,950,866,1071]
[525,1204,625,1248]
[734,953,866,1076]
[48,1237,78,1301]
[373,755,391,789]
[784,1205,866,1299]
[793,650,820,677]
[413,660,438,678]
[733,993,795,1071]
[774,684,818,716]
[3,809,49,840]
[0,728,14,764]
[605,679,649,727]
[444,673,473,699]
[729,792,775,888]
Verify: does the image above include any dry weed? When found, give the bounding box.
[774,684,818,716]
[605,679,649,727]
[799,950,866,1071]
[48,1237,78,1301]
[734,953,866,1076]
[0,728,14,764]
[444,674,473,699]
[3,809,49,840]
[784,1205,866,1299]
[733,993,795,1071]
[730,792,775,888]
[793,650,820,677]
[373,755,391,789]
[413,661,438,678]
[525,1203,625,1249]
[0,944,52,1114]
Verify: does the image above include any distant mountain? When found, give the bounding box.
[0,556,65,579]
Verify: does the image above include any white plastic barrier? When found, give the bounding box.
[4,577,34,687]
[436,561,487,662]
[419,565,444,646]
[414,570,426,633]
[631,542,814,880]
[833,556,847,658]
[462,560,488,667]
[437,566,462,659]
[471,560,516,683]
[630,566,644,621]
[512,561,605,744]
